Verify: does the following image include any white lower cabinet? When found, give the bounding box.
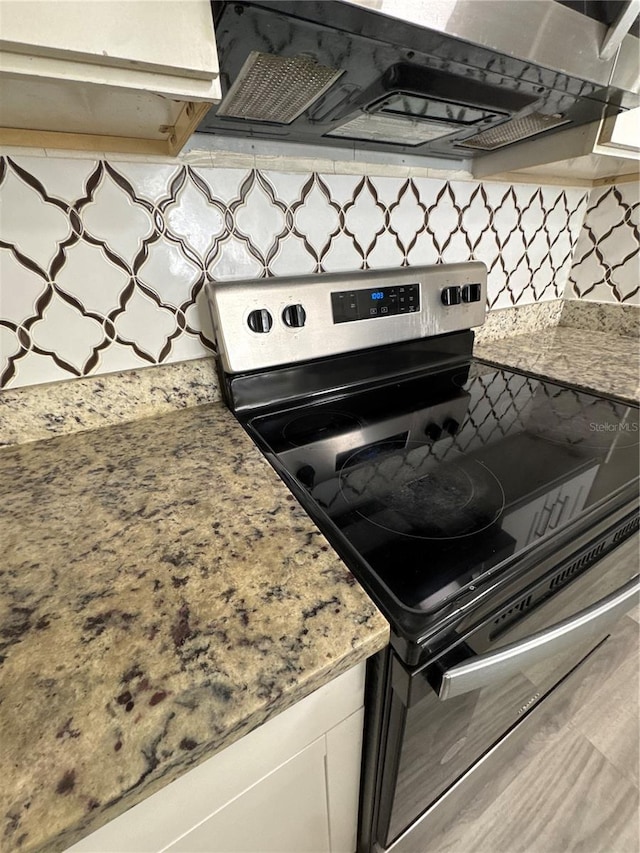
[67,662,366,853]
[167,738,331,853]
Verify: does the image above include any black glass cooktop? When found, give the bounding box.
[248,361,639,624]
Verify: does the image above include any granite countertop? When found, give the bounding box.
[475,325,639,404]
[1,306,636,853]
[0,404,389,852]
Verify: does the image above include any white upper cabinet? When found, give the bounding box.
[0,0,221,155]
[596,106,640,155]
[0,0,218,80]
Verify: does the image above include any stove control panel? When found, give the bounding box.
[331,284,419,323]
[207,261,487,374]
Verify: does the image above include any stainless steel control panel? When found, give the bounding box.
[206,262,487,374]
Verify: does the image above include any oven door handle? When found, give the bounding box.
[438,575,639,701]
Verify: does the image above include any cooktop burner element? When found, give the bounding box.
[338,442,505,540]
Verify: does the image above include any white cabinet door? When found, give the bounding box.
[597,107,640,156]
[165,738,331,853]
[0,0,218,81]
[0,0,220,154]
[326,708,365,853]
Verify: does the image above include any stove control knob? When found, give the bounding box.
[441,286,461,306]
[462,283,482,303]
[443,417,460,436]
[424,422,443,442]
[247,309,273,333]
[296,465,315,489]
[282,304,307,328]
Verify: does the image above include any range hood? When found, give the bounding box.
[200,0,639,162]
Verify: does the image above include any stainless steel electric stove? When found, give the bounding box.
[207,263,639,853]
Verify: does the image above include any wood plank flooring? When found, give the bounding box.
[417,612,640,853]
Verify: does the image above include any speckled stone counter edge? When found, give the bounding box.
[55,637,385,853]
[0,357,220,448]
[475,300,564,344]
[559,300,639,339]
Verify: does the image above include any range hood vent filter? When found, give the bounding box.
[216,51,343,124]
[460,112,570,150]
[328,112,457,146]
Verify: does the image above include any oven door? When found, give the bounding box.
[374,531,639,851]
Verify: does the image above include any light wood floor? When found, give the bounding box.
[420,605,640,853]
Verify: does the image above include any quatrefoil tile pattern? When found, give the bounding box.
[0,155,589,389]
[567,182,639,304]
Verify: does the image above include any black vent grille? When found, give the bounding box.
[613,516,640,543]
[491,511,639,636]
[493,594,533,626]
[548,541,607,590]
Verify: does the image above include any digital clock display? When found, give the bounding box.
[331,283,420,323]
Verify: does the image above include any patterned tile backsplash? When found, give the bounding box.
[0,154,591,389]
[567,181,639,305]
